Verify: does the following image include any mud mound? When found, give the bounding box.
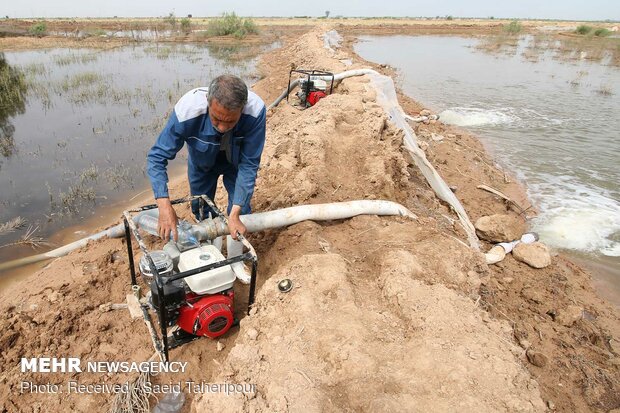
[194,252,544,412]
[257,216,485,297]
[258,90,411,209]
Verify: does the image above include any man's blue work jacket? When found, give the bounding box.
[146,87,266,211]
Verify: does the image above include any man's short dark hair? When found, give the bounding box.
[208,75,248,111]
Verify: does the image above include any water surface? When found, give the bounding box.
[0,42,264,270]
[355,35,620,302]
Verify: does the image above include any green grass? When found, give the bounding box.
[57,184,96,214]
[50,167,102,215]
[575,25,593,35]
[206,13,258,39]
[59,72,103,92]
[180,18,191,33]
[53,53,99,66]
[24,81,52,109]
[0,57,27,112]
[0,54,27,157]
[79,164,99,182]
[164,12,177,28]
[503,20,522,34]
[28,22,47,37]
[0,135,16,157]
[594,28,611,37]
[84,27,107,37]
[143,45,175,59]
[21,62,47,76]
[104,163,134,190]
[575,25,612,37]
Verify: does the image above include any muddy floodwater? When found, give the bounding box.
[355,35,620,303]
[0,42,267,270]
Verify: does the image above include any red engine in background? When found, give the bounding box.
[177,291,234,338]
[307,90,327,106]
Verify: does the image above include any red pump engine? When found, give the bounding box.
[306,90,327,106]
[147,245,240,342]
[177,290,234,338]
[289,69,334,108]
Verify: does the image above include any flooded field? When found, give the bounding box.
[355,34,620,301]
[0,42,267,269]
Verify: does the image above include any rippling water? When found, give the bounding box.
[0,43,264,269]
[355,35,620,301]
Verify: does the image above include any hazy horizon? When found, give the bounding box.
[3,0,619,22]
[4,16,620,23]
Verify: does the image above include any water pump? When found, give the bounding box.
[141,245,237,339]
[287,69,334,108]
[123,195,258,362]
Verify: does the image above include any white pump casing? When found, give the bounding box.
[178,245,236,295]
[299,77,328,91]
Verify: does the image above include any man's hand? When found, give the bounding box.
[156,198,179,241]
[228,205,247,240]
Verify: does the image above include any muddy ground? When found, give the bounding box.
[0,23,619,413]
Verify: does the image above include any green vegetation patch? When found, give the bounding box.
[575,25,612,37]
[503,20,522,34]
[206,13,258,39]
[59,72,103,92]
[53,53,99,66]
[575,25,593,35]
[164,12,177,28]
[594,28,611,37]
[28,22,47,37]
[0,54,27,157]
[180,18,191,34]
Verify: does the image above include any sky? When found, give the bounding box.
[3,0,619,21]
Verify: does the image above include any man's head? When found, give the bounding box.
[207,75,248,134]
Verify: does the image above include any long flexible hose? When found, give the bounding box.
[0,200,415,272]
[271,68,480,249]
[0,217,137,272]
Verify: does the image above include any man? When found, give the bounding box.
[146,75,266,280]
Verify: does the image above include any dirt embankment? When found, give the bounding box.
[342,35,620,411]
[195,28,620,413]
[0,26,618,413]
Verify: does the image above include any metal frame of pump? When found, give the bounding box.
[287,69,335,107]
[122,194,258,363]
